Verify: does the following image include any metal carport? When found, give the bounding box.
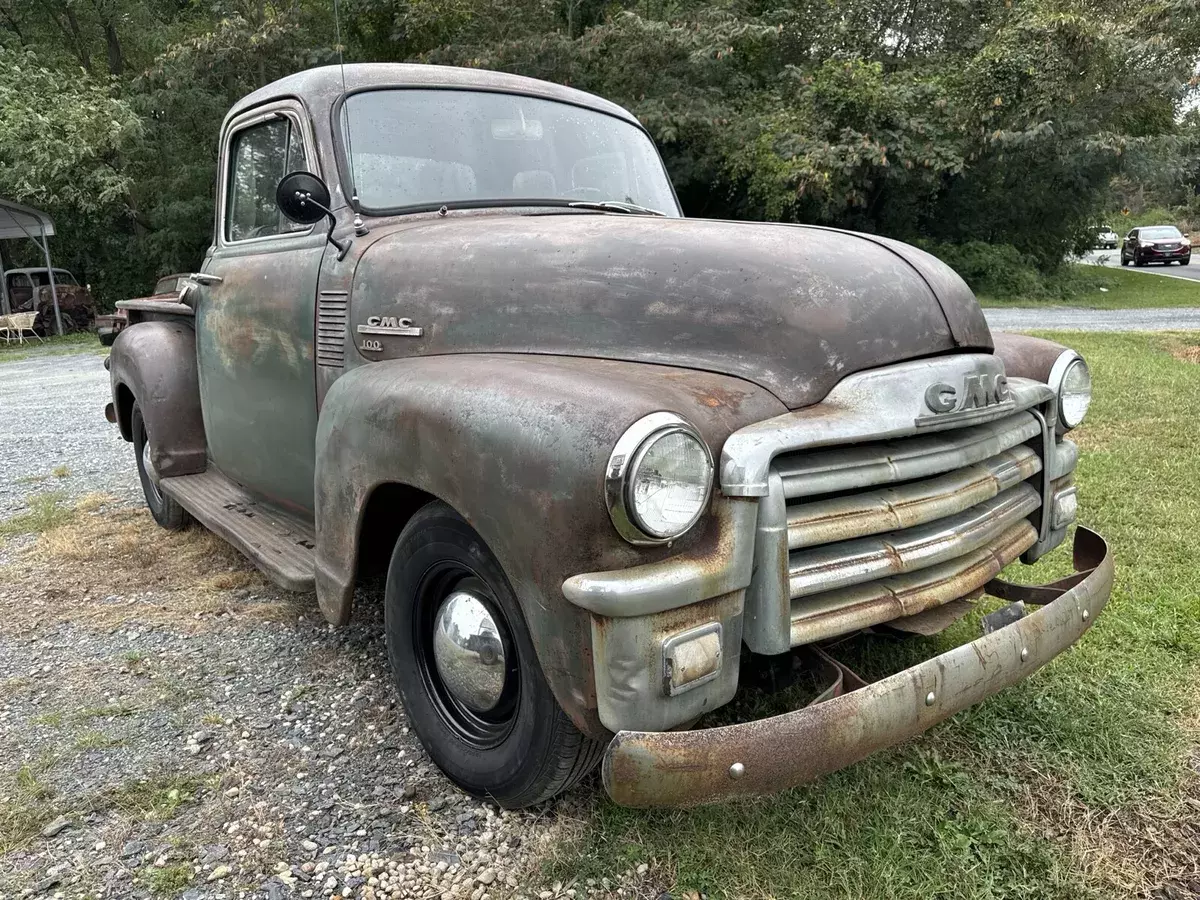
[0,198,63,335]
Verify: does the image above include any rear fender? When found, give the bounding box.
[314,353,786,736]
[109,321,207,477]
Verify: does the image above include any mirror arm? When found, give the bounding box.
[293,191,352,261]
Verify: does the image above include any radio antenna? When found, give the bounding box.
[333,0,362,224]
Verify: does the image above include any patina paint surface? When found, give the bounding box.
[197,232,326,512]
[344,214,987,409]
[108,320,207,476]
[314,354,787,736]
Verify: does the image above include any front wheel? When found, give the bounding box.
[131,403,189,530]
[384,501,603,808]
[1121,254,1130,266]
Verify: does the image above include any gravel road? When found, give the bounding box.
[983,306,1200,332]
[0,352,138,519]
[0,348,654,900]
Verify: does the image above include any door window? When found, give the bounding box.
[7,274,33,310]
[226,115,309,242]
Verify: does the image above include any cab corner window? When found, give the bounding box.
[226,114,309,242]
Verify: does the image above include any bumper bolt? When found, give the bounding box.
[728,762,745,780]
[925,691,936,706]
[1020,647,1029,662]
[1082,609,1089,621]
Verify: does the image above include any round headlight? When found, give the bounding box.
[606,413,714,543]
[1049,352,1091,432]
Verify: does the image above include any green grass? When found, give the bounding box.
[0,331,103,362]
[550,332,1200,899]
[0,770,206,856]
[139,863,194,896]
[72,731,127,752]
[0,492,75,539]
[980,266,1200,309]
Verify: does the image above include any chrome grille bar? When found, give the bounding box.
[788,484,1041,599]
[776,412,1040,500]
[787,445,1041,550]
[789,520,1038,645]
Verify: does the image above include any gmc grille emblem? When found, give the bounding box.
[924,374,1010,414]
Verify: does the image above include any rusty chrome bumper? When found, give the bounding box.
[601,526,1113,807]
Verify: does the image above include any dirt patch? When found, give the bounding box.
[0,499,302,635]
[1165,337,1200,364]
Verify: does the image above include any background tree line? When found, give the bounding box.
[1,0,1198,306]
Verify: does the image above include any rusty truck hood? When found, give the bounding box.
[348,213,992,409]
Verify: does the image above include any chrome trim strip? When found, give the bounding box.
[720,354,1055,498]
[562,499,756,617]
[775,413,1040,500]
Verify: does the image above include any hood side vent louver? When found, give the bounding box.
[317,290,349,368]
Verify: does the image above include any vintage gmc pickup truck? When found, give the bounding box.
[106,63,1113,809]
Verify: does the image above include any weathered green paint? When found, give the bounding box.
[196,232,326,512]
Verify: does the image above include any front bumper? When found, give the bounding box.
[1140,248,1190,262]
[601,526,1112,807]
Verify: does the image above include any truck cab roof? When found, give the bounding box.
[227,63,639,128]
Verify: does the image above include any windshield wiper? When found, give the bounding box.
[567,200,666,216]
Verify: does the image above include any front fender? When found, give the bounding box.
[313,353,785,736]
[109,321,207,478]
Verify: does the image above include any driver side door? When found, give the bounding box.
[194,99,327,515]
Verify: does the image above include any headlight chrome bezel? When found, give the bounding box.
[605,412,714,545]
[1048,350,1091,434]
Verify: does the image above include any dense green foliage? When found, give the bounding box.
[0,0,1197,307]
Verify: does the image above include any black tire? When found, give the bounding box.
[1135,257,1146,267]
[1181,258,1191,266]
[1121,254,1130,266]
[384,501,603,808]
[131,403,189,531]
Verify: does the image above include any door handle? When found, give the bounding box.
[189,272,224,285]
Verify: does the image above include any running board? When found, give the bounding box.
[158,470,315,592]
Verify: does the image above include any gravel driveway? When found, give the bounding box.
[0,347,654,900]
[0,352,138,520]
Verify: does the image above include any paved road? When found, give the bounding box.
[1079,248,1200,282]
[984,306,1200,332]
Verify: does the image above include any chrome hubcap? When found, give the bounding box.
[141,439,162,502]
[431,591,507,713]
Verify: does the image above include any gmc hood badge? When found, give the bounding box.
[358,316,423,337]
[917,373,1012,427]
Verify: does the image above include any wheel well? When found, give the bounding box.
[356,482,438,579]
[115,383,135,441]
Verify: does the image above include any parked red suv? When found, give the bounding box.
[1121,225,1191,266]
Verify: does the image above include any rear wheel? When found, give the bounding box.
[384,501,603,808]
[132,404,189,530]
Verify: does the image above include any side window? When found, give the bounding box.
[8,274,33,309]
[225,115,309,242]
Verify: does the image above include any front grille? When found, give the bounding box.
[744,410,1046,650]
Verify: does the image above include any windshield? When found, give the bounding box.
[341,89,680,216]
[1141,226,1182,240]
